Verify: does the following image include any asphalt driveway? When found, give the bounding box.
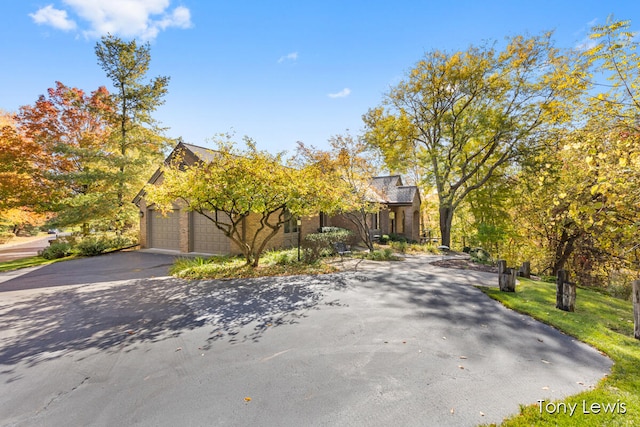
[0,251,177,291]
[0,254,612,426]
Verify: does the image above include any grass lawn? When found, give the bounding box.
[0,255,74,273]
[480,278,640,426]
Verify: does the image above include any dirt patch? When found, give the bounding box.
[430,257,498,274]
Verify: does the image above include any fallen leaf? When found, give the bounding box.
[542,386,549,390]
[244,397,251,402]
[458,365,464,369]
[402,341,406,344]
[577,381,585,386]
[459,356,467,359]
[127,330,135,335]
[442,337,447,340]
[175,347,182,352]
[541,359,550,364]
[480,411,485,416]
[537,338,544,342]
[450,408,455,414]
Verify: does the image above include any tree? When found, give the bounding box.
[146,137,336,266]
[363,33,573,247]
[296,134,382,251]
[95,34,169,231]
[9,82,116,230]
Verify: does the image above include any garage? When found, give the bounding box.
[148,208,180,250]
[191,211,231,254]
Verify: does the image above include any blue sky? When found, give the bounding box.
[2,1,639,154]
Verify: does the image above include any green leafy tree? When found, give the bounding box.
[95,34,170,232]
[364,33,574,247]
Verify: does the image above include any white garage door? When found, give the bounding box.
[191,211,231,254]
[148,208,180,250]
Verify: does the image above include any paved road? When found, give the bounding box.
[0,236,55,262]
[0,254,612,426]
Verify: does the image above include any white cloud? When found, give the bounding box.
[29,0,192,40]
[278,52,298,63]
[575,37,597,51]
[30,5,77,31]
[328,88,351,98]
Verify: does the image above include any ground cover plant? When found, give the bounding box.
[480,278,640,426]
[169,248,338,280]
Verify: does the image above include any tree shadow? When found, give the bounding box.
[341,259,612,368]
[0,274,350,368]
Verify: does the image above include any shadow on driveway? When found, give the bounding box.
[0,274,350,368]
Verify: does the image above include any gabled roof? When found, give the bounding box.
[371,175,419,205]
[181,142,217,163]
[134,142,421,207]
[133,141,214,205]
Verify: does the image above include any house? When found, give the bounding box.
[133,142,421,254]
[322,175,422,242]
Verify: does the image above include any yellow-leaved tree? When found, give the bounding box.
[146,137,339,267]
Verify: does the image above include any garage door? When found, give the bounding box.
[191,211,231,254]
[148,208,180,250]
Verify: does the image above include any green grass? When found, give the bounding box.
[169,248,338,280]
[0,255,75,272]
[479,278,640,426]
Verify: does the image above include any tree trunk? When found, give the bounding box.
[633,280,640,340]
[551,229,578,275]
[556,270,566,310]
[439,205,454,248]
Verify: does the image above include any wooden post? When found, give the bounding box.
[633,280,640,340]
[563,279,576,312]
[556,270,575,312]
[498,260,516,292]
[556,270,566,310]
[519,261,531,278]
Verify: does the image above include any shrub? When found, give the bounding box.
[363,248,399,261]
[76,237,111,257]
[40,242,73,260]
[379,235,390,244]
[388,233,411,243]
[469,247,492,264]
[262,248,298,265]
[390,240,408,254]
[106,235,136,250]
[302,228,354,263]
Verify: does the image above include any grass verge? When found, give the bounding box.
[170,248,338,280]
[479,278,640,426]
[0,255,75,273]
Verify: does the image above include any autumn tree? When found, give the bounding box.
[363,33,574,247]
[95,34,169,231]
[146,137,336,266]
[8,82,118,231]
[0,109,52,212]
[297,134,382,251]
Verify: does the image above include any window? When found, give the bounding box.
[284,210,299,234]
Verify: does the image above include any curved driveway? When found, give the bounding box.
[0,253,611,426]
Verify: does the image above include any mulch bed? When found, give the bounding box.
[430,257,499,274]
